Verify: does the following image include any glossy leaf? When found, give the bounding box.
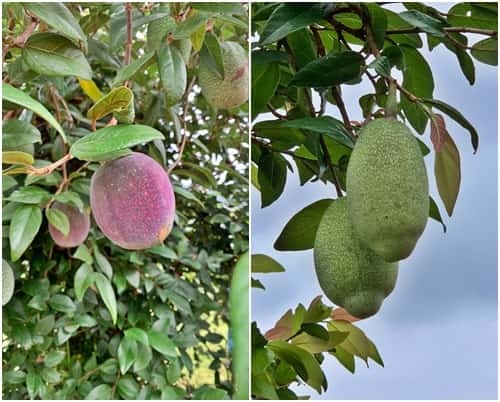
[399,10,445,37]
[70,124,164,161]
[157,43,187,106]
[148,330,177,357]
[289,51,364,88]
[87,86,134,122]
[112,51,156,86]
[125,328,150,346]
[85,384,112,400]
[117,337,138,374]
[274,199,334,251]
[23,33,92,80]
[251,62,280,119]
[471,37,498,66]
[46,207,70,236]
[2,151,34,166]
[251,254,285,273]
[9,204,42,261]
[257,151,287,208]
[2,83,66,141]
[74,263,94,301]
[94,272,117,325]
[435,131,461,217]
[2,120,41,149]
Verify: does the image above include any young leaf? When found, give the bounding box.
[87,86,134,122]
[251,254,285,273]
[435,130,461,217]
[274,199,334,251]
[70,124,164,161]
[94,272,118,325]
[2,83,66,141]
[2,151,34,166]
[9,204,42,261]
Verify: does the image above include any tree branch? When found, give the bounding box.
[124,3,133,65]
[331,87,355,137]
[319,135,343,197]
[28,153,73,177]
[385,26,497,36]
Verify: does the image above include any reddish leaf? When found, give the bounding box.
[264,305,305,341]
[331,307,360,323]
[430,113,446,152]
[435,127,461,217]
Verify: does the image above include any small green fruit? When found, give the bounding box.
[198,41,248,110]
[314,198,398,319]
[3,260,15,306]
[346,118,429,262]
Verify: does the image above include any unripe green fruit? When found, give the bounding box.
[346,118,429,262]
[198,41,248,110]
[48,202,91,248]
[314,198,398,319]
[3,259,15,306]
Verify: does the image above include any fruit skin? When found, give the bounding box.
[198,41,248,110]
[90,152,175,250]
[3,259,15,306]
[314,198,398,319]
[346,118,429,262]
[48,202,91,248]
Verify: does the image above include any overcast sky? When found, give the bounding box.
[251,4,498,399]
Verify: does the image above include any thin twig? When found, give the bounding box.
[167,77,196,174]
[319,135,343,197]
[267,103,287,119]
[28,154,73,176]
[331,87,354,137]
[385,26,497,36]
[252,136,315,163]
[124,3,133,65]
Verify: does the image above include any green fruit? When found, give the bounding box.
[346,118,429,262]
[314,198,398,319]
[198,41,248,110]
[3,259,15,306]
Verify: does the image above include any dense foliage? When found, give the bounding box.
[2,2,248,400]
[251,2,497,399]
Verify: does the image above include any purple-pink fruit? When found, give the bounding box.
[48,202,90,248]
[90,152,176,250]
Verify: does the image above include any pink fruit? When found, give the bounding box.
[48,202,90,248]
[90,152,176,250]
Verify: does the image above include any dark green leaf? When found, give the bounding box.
[49,294,76,313]
[148,330,177,357]
[429,196,447,232]
[85,384,112,400]
[200,32,225,80]
[74,263,94,301]
[157,43,187,106]
[251,62,280,119]
[471,37,498,66]
[257,151,287,208]
[9,204,42,261]
[251,254,284,274]
[289,51,364,87]
[94,272,117,325]
[399,10,445,37]
[117,337,138,374]
[8,186,50,204]
[2,120,41,149]
[44,351,65,368]
[283,117,354,149]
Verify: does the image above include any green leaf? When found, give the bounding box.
[23,32,92,80]
[87,86,134,123]
[265,307,305,341]
[384,9,423,48]
[252,63,280,118]
[192,386,230,400]
[274,199,334,251]
[399,10,445,37]
[421,98,478,153]
[112,51,156,86]
[173,10,213,40]
[125,328,150,346]
[85,384,112,400]
[328,321,370,362]
[2,120,42,149]
[304,296,332,323]
[8,186,50,204]
[447,3,497,30]
[251,278,265,290]
[429,196,447,232]
[251,254,285,273]
[148,330,177,357]
[368,56,391,78]
[26,371,43,399]
[2,151,34,166]
[173,185,205,208]
[200,32,225,80]
[2,83,66,142]
[24,3,87,50]
[93,245,113,279]
[117,375,139,399]
[364,4,387,49]
[471,37,498,66]
[44,350,65,368]
[291,330,349,354]
[147,16,176,51]
[117,337,138,374]
[157,43,187,106]
[329,345,355,373]
[49,294,76,313]
[147,244,178,259]
[286,28,317,69]
[9,204,42,261]
[46,207,70,236]
[94,272,118,325]
[257,150,287,208]
[74,263,94,301]
[281,117,354,149]
[435,132,461,217]
[290,51,364,88]
[190,3,246,15]
[35,315,55,336]
[260,4,328,45]
[230,252,249,400]
[73,244,93,264]
[400,46,434,133]
[70,124,164,161]
[267,340,326,393]
[133,342,152,371]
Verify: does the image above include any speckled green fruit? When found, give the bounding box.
[346,118,429,262]
[314,198,398,319]
[198,41,248,110]
[3,260,15,306]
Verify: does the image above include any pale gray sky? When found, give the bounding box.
[252,4,498,399]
